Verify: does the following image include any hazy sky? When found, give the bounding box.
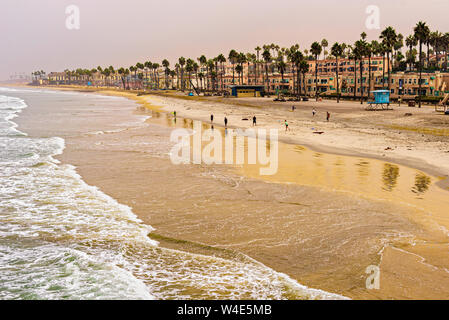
[1,0,448,80]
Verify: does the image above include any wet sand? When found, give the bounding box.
[17,85,449,299]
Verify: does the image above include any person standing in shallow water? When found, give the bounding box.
[224,117,228,128]
[253,116,257,126]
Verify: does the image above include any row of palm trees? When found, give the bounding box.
[31,70,46,81]
[312,22,448,107]
[57,21,447,107]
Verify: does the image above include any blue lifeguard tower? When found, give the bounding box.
[367,90,391,110]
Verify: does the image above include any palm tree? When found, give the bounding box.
[192,62,199,91]
[310,42,322,100]
[197,55,207,91]
[380,42,388,88]
[255,46,261,84]
[143,62,152,89]
[262,48,271,94]
[237,52,247,85]
[178,57,186,91]
[291,49,303,96]
[405,35,418,71]
[346,46,357,100]
[393,34,404,70]
[216,54,226,91]
[198,72,204,91]
[213,57,219,90]
[207,59,217,92]
[406,48,418,72]
[354,40,365,103]
[175,63,180,90]
[118,67,130,89]
[162,59,170,89]
[246,53,256,86]
[430,31,442,69]
[228,50,238,85]
[152,63,160,89]
[129,66,137,88]
[331,42,344,103]
[443,33,449,71]
[170,70,176,89]
[287,46,299,96]
[103,68,111,87]
[135,63,144,88]
[368,40,380,98]
[380,26,398,93]
[235,65,243,84]
[321,39,328,59]
[425,29,432,69]
[96,66,102,85]
[185,59,194,91]
[414,21,431,108]
[299,60,309,97]
[276,54,287,93]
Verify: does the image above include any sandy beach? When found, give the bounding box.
[14,84,449,299]
[144,91,449,183]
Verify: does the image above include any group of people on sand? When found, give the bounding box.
[210,114,258,128]
[292,105,330,121]
[171,108,331,134]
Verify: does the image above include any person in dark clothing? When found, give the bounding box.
[326,112,330,122]
[253,116,257,126]
[224,117,228,128]
[211,114,214,123]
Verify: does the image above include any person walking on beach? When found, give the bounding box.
[326,112,330,122]
[253,115,257,126]
[173,111,177,118]
[224,117,228,128]
[312,108,316,117]
[284,120,289,132]
[211,114,214,123]
[292,105,296,112]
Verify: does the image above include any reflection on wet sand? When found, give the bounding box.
[413,173,431,196]
[382,163,400,192]
[135,106,449,299]
[140,106,447,233]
